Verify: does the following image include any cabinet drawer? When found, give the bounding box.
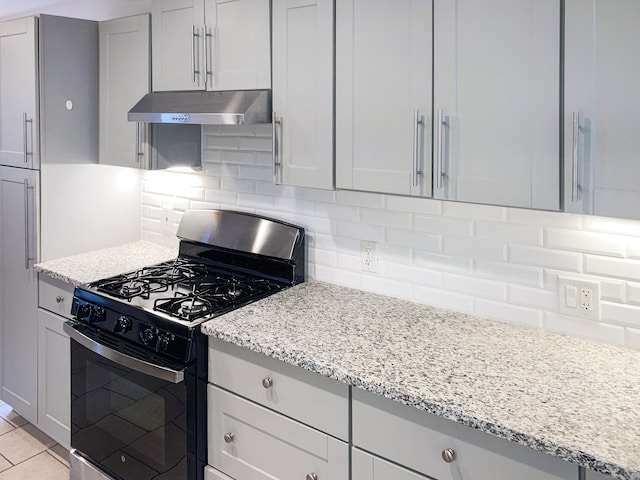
[352,389,577,480]
[208,384,349,480]
[204,466,234,480]
[38,275,74,319]
[209,338,348,440]
[352,447,432,480]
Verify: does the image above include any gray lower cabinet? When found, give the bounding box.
[207,338,349,480]
[352,388,577,480]
[585,470,614,480]
[352,448,431,480]
[37,276,72,447]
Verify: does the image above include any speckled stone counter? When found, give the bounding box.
[202,280,640,480]
[34,241,178,285]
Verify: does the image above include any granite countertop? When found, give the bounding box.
[34,241,178,285]
[202,280,640,480]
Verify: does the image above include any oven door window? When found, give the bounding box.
[71,338,193,480]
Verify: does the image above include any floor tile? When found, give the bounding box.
[47,444,70,468]
[0,419,14,436]
[0,423,56,465]
[0,404,27,429]
[0,455,11,473]
[0,451,68,480]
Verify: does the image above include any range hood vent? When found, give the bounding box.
[128,90,271,125]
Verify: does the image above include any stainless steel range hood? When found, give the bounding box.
[127,90,271,125]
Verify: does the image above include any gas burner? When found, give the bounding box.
[120,280,146,297]
[179,299,211,317]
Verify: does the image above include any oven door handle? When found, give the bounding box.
[64,323,185,383]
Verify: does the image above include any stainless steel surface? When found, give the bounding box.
[135,122,142,165]
[272,112,282,177]
[23,113,27,164]
[191,25,198,85]
[56,295,64,303]
[70,449,112,480]
[128,90,272,125]
[572,110,581,202]
[441,448,455,463]
[205,25,212,84]
[306,474,318,480]
[412,109,423,187]
[437,109,446,190]
[223,432,234,444]
[64,323,185,383]
[261,377,273,389]
[23,179,29,269]
[177,209,302,260]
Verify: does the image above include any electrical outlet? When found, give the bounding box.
[360,241,377,273]
[558,277,601,320]
[161,208,175,231]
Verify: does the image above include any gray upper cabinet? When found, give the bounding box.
[0,17,39,169]
[433,0,560,210]
[336,0,433,197]
[99,14,151,168]
[564,0,640,220]
[272,0,334,190]
[151,0,270,92]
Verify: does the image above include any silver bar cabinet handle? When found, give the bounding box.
[571,110,581,202]
[412,110,424,187]
[437,110,447,189]
[272,112,282,178]
[204,25,212,86]
[191,25,200,84]
[135,122,141,164]
[23,113,28,163]
[24,179,31,269]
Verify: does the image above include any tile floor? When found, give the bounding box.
[0,400,69,479]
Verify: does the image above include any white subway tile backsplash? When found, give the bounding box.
[414,216,473,237]
[360,208,412,229]
[336,190,385,208]
[443,236,506,262]
[387,229,441,252]
[545,228,625,257]
[585,255,640,282]
[509,245,582,272]
[601,301,640,328]
[140,131,640,350]
[443,274,507,301]
[474,299,543,329]
[413,251,473,275]
[442,201,507,222]
[474,221,542,246]
[474,260,543,287]
[385,195,441,214]
[544,313,625,346]
[413,286,474,313]
[336,220,385,243]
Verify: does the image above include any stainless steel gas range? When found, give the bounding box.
[66,209,305,480]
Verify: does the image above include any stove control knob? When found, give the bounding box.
[89,306,106,324]
[157,333,171,352]
[140,328,156,346]
[115,316,133,334]
[76,303,91,322]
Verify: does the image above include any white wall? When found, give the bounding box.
[141,125,640,351]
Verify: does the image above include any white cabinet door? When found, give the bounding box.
[208,385,349,480]
[564,0,640,219]
[352,448,432,480]
[0,166,39,424]
[272,0,334,190]
[37,307,70,447]
[99,14,151,168]
[336,0,432,197]
[433,0,560,210]
[0,17,38,169]
[152,0,205,91]
[585,469,613,480]
[205,0,271,91]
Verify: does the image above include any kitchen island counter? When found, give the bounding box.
[202,280,640,480]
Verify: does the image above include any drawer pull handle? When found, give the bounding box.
[56,296,64,303]
[223,432,234,444]
[306,474,318,480]
[441,448,455,463]
[262,377,273,389]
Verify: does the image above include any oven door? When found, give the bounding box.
[65,323,196,480]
